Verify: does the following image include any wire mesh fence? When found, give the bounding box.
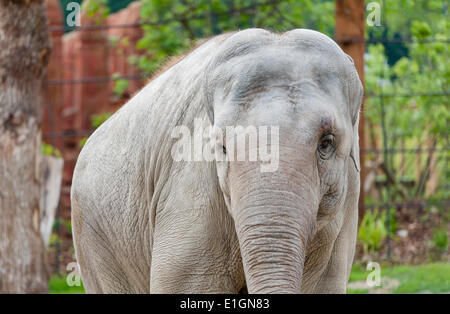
[43,0,449,273]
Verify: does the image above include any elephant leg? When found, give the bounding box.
[76,238,134,293]
[73,208,146,294]
[149,207,244,293]
[150,239,241,293]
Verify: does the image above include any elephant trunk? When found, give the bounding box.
[233,180,318,293]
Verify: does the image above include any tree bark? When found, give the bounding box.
[0,0,51,293]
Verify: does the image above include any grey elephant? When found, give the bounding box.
[71,28,363,294]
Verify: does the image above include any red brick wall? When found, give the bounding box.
[43,0,145,221]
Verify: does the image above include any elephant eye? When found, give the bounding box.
[222,145,227,154]
[318,134,336,159]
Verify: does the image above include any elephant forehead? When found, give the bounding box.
[211,48,348,103]
[221,46,343,76]
[212,28,348,67]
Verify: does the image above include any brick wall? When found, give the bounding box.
[43,0,145,223]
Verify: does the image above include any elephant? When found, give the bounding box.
[71,28,363,294]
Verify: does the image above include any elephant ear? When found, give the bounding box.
[346,57,363,173]
[350,113,361,172]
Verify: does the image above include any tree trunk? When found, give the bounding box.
[0,0,51,293]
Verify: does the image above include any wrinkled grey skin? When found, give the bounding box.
[71,29,363,294]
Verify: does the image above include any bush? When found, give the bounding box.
[431,227,448,253]
[358,209,388,254]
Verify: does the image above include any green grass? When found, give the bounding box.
[49,275,85,294]
[347,263,450,294]
[349,265,371,282]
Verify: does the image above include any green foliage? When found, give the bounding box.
[365,21,449,141]
[112,73,130,97]
[49,233,61,246]
[431,227,448,253]
[367,0,447,40]
[90,112,113,129]
[386,208,397,234]
[364,14,449,202]
[41,142,62,158]
[78,137,88,148]
[358,209,388,253]
[411,21,433,39]
[65,220,72,233]
[52,218,72,233]
[135,0,334,74]
[81,0,110,23]
[114,79,129,96]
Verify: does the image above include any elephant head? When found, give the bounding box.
[203,29,363,293]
